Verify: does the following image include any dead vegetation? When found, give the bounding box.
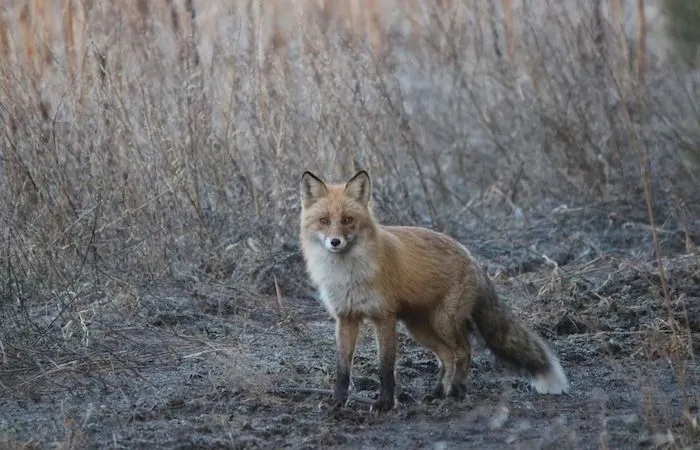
[0,0,698,448]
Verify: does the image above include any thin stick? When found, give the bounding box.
[19,2,36,75]
[63,0,75,82]
[268,387,376,406]
[635,0,646,85]
[502,0,515,67]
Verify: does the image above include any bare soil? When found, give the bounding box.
[1,203,699,449]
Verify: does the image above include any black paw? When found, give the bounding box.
[331,390,348,409]
[447,382,467,399]
[372,396,394,412]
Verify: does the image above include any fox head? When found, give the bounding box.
[300,170,374,254]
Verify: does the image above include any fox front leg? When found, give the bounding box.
[372,316,398,411]
[333,316,360,407]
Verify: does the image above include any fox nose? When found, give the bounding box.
[330,238,341,247]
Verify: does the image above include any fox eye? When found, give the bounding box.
[319,217,330,225]
[341,217,354,225]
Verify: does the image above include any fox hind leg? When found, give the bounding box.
[404,322,455,401]
[446,319,473,399]
[430,360,446,399]
[447,338,471,399]
[406,311,474,401]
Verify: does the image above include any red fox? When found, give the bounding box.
[299,170,569,411]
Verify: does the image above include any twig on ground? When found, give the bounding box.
[268,387,376,405]
[181,347,235,359]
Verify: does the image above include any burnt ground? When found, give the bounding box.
[1,203,699,449]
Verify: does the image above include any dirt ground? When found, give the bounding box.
[1,203,699,449]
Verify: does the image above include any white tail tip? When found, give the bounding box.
[531,356,569,394]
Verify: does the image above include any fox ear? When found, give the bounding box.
[344,170,371,206]
[301,171,328,208]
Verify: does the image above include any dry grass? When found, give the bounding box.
[0,0,698,446]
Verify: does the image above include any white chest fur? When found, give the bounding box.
[304,245,384,318]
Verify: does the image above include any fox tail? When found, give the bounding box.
[472,269,569,394]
